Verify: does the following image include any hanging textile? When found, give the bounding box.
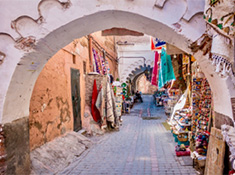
[97,53,103,74]
[151,51,159,87]
[106,81,117,127]
[91,79,101,122]
[92,49,100,74]
[100,55,106,75]
[95,86,105,121]
[158,48,176,89]
[105,60,110,74]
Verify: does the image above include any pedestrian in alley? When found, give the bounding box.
[135,90,143,103]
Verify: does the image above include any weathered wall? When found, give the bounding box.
[29,32,117,150]
[136,74,158,94]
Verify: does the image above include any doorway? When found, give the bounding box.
[71,68,82,131]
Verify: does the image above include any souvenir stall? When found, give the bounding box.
[121,83,132,114]
[112,81,124,122]
[85,73,108,134]
[82,42,120,133]
[152,47,176,108]
[165,81,181,116]
[169,61,213,174]
[169,87,191,148]
[164,54,188,117]
[190,70,212,173]
[153,89,167,107]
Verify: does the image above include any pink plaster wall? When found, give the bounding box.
[29,33,117,150]
[137,75,157,94]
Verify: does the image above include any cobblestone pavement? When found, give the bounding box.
[59,95,197,175]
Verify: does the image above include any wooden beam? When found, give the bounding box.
[102,28,144,36]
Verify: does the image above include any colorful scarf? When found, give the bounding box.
[151,51,159,87]
[158,48,175,89]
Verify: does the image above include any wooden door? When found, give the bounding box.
[71,68,82,131]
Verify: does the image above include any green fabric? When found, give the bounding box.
[158,48,176,88]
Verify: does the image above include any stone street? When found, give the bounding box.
[59,95,197,175]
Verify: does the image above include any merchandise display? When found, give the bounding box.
[191,77,211,156]
[114,86,123,117]
[164,57,213,168]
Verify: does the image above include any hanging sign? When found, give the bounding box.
[151,37,166,51]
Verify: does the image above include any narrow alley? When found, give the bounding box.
[59,95,197,175]
[1,1,234,175]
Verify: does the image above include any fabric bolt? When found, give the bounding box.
[151,51,159,87]
[91,79,101,122]
[158,48,176,89]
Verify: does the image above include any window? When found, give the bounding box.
[83,61,86,74]
[72,55,76,64]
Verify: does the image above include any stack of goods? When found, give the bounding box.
[165,89,181,116]
[172,109,191,145]
[182,54,190,81]
[175,144,191,156]
[154,90,168,107]
[190,77,212,169]
[195,133,209,156]
[114,86,123,117]
[191,78,202,135]
[194,78,211,155]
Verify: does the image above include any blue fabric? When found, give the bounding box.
[158,48,175,88]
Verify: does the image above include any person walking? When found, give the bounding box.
[135,90,143,103]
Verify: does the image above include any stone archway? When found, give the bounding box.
[0,0,234,174]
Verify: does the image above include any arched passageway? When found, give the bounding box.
[0,0,234,174]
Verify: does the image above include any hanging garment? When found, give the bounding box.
[95,86,105,121]
[100,55,106,75]
[158,48,176,89]
[92,49,100,74]
[106,82,116,126]
[110,85,119,127]
[105,60,110,74]
[151,51,159,87]
[91,79,101,122]
[97,53,103,74]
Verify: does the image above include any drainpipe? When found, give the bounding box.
[88,35,93,72]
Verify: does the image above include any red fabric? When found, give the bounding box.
[151,51,159,87]
[175,147,191,157]
[91,79,101,122]
[229,170,235,175]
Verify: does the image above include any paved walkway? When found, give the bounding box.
[59,95,197,175]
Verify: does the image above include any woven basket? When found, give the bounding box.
[178,134,188,142]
